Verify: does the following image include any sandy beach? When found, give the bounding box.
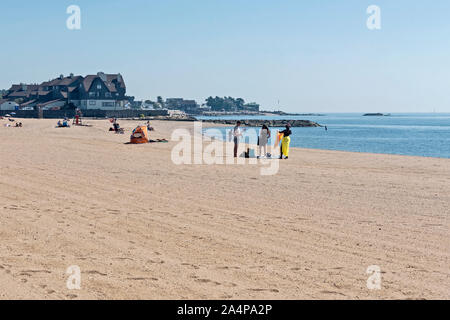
[0,118,449,300]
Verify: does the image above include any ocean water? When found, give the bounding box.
[199,113,450,159]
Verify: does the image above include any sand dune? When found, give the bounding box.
[0,118,449,299]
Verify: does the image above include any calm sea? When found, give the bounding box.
[199,113,450,159]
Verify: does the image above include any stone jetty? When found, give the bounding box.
[201,119,321,127]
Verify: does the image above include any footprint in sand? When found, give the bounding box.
[181,263,200,270]
[320,290,347,297]
[249,288,280,293]
[126,277,159,281]
[21,270,51,274]
[195,279,222,286]
[85,270,107,276]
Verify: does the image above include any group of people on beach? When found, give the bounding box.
[232,121,291,159]
[3,121,23,128]
[56,118,70,128]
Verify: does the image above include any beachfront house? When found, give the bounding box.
[70,72,127,110]
[2,72,128,111]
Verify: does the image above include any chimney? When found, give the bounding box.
[70,73,74,78]
[59,74,64,80]
[97,72,107,82]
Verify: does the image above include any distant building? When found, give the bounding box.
[166,98,199,114]
[243,103,260,112]
[3,72,128,110]
[0,99,19,111]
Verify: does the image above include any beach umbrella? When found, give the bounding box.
[4,114,11,117]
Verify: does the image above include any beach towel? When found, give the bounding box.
[149,139,168,143]
[274,131,284,148]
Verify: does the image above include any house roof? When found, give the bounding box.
[0,99,18,105]
[20,99,37,107]
[8,91,29,97]
[83,73,125,93]
[8,84,40,92]
[37,99,65,107]
[30,90,51,96]
[82,75,97,92]
[5,73,125,104]
[41,76,82,87]
[8,85,22,91]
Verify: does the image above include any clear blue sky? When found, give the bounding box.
[1,0,449,112]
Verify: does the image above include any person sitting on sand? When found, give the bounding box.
[279,124,292,159]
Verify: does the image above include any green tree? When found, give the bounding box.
[157,96,165,107]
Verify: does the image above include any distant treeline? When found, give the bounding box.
[205,96,257,112]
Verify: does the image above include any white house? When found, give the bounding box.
[0,100,19,111]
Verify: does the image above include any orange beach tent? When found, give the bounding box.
[130,126,149,144]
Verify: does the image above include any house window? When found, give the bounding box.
[105,92,112,98]
[97,84,102,90]
[102,102,114,107]
[89,92,95,98]
[89,100,96,106]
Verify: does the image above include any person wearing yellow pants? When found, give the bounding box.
[279,124,292,159]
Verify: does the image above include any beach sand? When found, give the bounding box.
[0,118,449,300]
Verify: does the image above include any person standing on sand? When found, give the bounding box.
[258,124,271,158]
[280,124,292,159]
[233,121,243,158]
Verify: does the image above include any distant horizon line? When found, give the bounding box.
[261,112,450,114]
